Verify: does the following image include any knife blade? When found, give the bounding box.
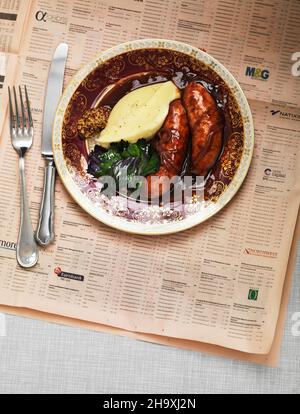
[36,43,68,246]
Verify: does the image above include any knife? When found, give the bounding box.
[36,43,68,246]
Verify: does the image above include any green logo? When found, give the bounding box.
[248,289,258,301]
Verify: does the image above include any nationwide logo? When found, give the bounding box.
[270,110,280,116]
[244,248,277,258]
[54,267,84,282]
[270,109,300,121]
[245,66,269,80]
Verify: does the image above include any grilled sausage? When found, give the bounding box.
[146,99,189,198]
[183,82,223,176]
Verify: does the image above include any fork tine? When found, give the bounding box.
[13,86,20,128]
[24,85,33,128]
[19,86,26,129]
[8,87,15,130]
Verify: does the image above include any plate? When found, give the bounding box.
[53,39,254,235]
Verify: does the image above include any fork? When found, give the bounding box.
[8,86,38,268]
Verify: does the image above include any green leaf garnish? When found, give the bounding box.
[88,138,161,196]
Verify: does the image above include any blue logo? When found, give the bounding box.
[245,67,269,80]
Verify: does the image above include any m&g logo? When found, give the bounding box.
[245,66,269,80]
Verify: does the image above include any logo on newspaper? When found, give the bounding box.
[54,267,84,282]
[244,248,277,258]
[0,240,16,251]
[270,109,300,121]
[270,110,280,116]
[263,168,285,180]
[35,10,67,24]
[245,66,269,80]
[35,11,47,22]
[248,289,259,301]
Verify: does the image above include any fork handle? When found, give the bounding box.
[36,158,56,246]
[17,155,39,268]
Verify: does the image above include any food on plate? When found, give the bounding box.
[146,99,189,198]
[79,76,225,200]
[77,107,110,139]
[95,81,180,147]
[183,82,223,176]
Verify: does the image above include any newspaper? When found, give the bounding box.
[0,0,299,358]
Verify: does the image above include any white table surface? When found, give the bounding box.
[0,244,299,394]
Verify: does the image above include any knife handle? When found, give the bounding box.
[36,158,56,246]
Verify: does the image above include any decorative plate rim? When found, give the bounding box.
[53,38,254,235]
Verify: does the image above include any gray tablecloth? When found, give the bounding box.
[0,244,299,394]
